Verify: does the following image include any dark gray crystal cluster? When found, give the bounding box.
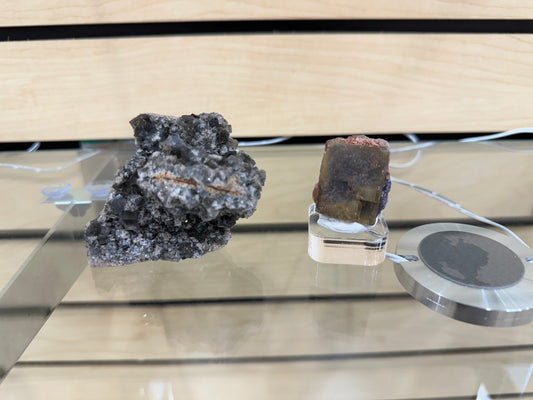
[85,112,266,266]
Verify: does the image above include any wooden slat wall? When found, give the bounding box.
[18,299,533,362]
[2,34,533,142]
[3,1,533,142]
[0,240,40,290]
[2,0,533,26]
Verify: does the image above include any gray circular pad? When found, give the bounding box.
[394,223,533,327]
[419,231,524,289]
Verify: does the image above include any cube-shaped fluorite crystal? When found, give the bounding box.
[312,135,390,225]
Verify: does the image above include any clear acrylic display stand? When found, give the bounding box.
[308,203,388,266]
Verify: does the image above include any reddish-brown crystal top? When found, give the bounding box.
[325,135,390,151]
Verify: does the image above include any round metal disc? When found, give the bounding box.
[394,223,533,327]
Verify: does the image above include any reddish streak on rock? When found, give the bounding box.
[152,172,198,187]
[152,171,243,197]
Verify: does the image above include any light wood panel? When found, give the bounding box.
[3,34,533,142]
[20,298,533,362]
[2,0,533,26]
[4,352,533,400]
[0,239,40,291]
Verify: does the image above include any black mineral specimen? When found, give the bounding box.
[85,113,266,266]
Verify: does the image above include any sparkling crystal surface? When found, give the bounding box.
[85,112,266,267]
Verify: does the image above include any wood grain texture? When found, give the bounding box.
[19,298,533,362]
[4,352,533,400]
[0,239,40,291]
[2,0,533,26]
[3,34,533,142]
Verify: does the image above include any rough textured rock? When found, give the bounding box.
[85,112,266,267]
[312,135,390,225]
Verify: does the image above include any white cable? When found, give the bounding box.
[390,176,529,248]
[459,127,533,143]
[390,127,533,153]
[388,127,533,168]
[386,253,409,263]
[27,142,41,152]
[238,136,292,147]
[471,141,533,153]
[390,133,422,168]
[0,150,100,173]
[390,141,438,153]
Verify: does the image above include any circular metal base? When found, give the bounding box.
[394,223,533,327]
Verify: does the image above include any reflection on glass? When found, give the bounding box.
[90,250,265,355]
[310,263,378,338]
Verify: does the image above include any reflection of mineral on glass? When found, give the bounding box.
[312,135,390,226]
[85,112,266,267]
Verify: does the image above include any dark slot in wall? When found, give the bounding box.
[2,131,533,151]
[3,19,533,41]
